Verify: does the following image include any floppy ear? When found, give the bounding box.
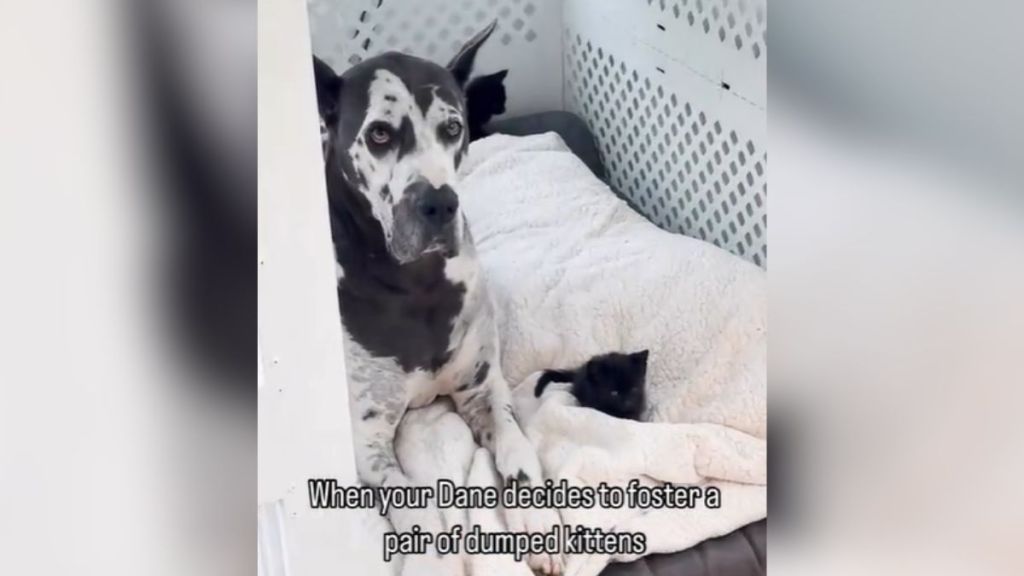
[312,56,343,127]
[630,349,650,367]
[447,20,498,86]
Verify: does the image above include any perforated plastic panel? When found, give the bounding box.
[306,0,565,116]
[563,0,767,267]
[652,0,767,62]
[305,0,767,267]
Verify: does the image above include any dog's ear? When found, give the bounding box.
[312,56,343,127]
[447,20,497,87]
[630,349,650,367]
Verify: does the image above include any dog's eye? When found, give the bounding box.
[367,124,392,145]
[444,119,463,138]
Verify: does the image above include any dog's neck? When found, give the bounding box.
[325,151,476,373]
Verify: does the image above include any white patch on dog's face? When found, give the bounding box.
[344,69,466,261]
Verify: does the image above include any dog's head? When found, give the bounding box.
[314,23,496,263]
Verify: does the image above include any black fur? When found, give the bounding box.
[326,156,466,373]
[313,30,500,374]
[465,69,508,140]
[446,21,497,86]
[535,350,649,420]
[312,56,342,127]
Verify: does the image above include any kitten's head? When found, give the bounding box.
[580,349,649,418]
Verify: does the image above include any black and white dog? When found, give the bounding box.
[314,24,562,575]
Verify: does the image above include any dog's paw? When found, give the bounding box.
[495,431,543,489]
[502,478,564,575]
[494,427,564,574]
[502,505,566,575]
[512,505,564,576]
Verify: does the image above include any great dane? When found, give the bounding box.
[313,23,563,575]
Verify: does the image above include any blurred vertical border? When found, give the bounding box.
[771,1,1024,575]
[1,1,255,575]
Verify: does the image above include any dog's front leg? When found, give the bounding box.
[351,380,464,576]
[451,361,565,575]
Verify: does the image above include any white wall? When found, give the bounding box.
[257,0,389,574]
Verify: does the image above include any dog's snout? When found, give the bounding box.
[416,184,458,228]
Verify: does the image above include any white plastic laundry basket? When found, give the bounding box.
[307,0,768,268]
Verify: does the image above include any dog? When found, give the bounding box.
[313,23,563,575]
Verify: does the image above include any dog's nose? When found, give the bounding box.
[416,184,459,228]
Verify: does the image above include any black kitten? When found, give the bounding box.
[465,69,508,140]
[534,350,649,420]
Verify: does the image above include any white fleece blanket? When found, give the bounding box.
[391,133,767,576]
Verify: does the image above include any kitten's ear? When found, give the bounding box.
[631,349,650,366]
[448,20,497,87]
[313,56,343,127]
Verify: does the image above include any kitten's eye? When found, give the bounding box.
[367,123,392,145]
[444,119,463,138]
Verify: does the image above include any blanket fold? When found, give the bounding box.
[389,133,767,575]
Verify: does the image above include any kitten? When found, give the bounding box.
[465,69,508,140]
[534,350,649,420]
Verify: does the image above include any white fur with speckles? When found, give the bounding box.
[339,98,563,572]
[345,70,464,250]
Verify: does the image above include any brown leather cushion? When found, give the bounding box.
[599,520,766,576]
